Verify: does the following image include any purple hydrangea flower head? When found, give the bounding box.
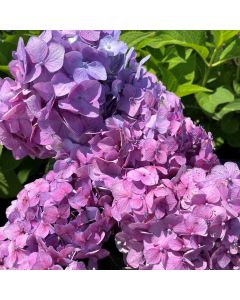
[115,162,240,269]
[0,159,115,269]
[0,30,129,159]
[0,30,218,164]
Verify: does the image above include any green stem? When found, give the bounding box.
[202,48,218,87]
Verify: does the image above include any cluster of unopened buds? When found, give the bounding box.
[0,30,239,269]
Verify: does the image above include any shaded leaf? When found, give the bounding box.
[225,130,240,148]
[221,114,239,134]
[17,157,46,184]
[196,87,234,115]
[0,149,22,171]
[171,52,196,84]
[215,99,240,119]
[159,66,178,92]
[17,168,31,185]
[0,40,16,64]
[45,158,55,173]
[0,170,21,198]
[0,150,22,171]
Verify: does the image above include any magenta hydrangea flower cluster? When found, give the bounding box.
[116,163,240,269]
[0,30,240,269]
[0,159,114,269]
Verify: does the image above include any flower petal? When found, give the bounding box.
[26,37,48,63]
[44,43,65,73]
[87,61,107,81]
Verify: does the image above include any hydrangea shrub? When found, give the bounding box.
[0,30,239,269]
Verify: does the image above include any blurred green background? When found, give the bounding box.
[0,30,240,204]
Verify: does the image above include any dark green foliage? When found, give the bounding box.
[0,146,48,199]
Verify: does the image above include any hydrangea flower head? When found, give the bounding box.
[115,162,240,270]
[0,30,127,158]
[0,159,115,269]
[0,30,240,270]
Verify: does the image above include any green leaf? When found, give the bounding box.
[16,158,33,184]
[176,83,211,97]
[165,48,193,69]
[137,30,209,61]
[216,39,240,64]
[0,170,22,198]
[0,40,16,65]
[225,130,240,148]
[17,168,32,185]
[211,30,239,48]
[196,87,234,115]
[220,114,239,134]
[0,150,22,171]
[214,136,225,149]
[0,145,3,157]
[120,31,155,48]
[3,34,21,44]
[0,171,8,197]
[215,99,240,119]
[45,158,55,173]
[166,55,186,69]
[171,52,196,84]
[185,48,193,60]
[17,157,45,184]
[159,66,178,92]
